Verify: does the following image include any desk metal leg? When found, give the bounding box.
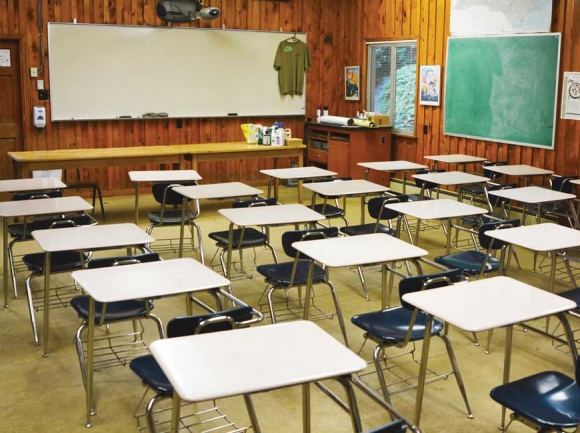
[243,394,261,433]
[170,393,181,433]
[302,383,311,433]
[302,260,316,321]
[381,264,388,309]
[3,218,8,307]
[414,314,434,427]
[297,179,304,204]
[414,218,422,246]
[43,252,52,357]
[336,376,363,433]
[225,223,234,283]
[445,218,452,255]
[178,198,188,258]
[402,172,407,194]
[134,183,140,225]
[501,325,514,429]
[549,250,557,293]
[85,298,96,427]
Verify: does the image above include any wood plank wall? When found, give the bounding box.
[1,0,579,196]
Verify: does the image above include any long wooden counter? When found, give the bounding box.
[8,142,305,179]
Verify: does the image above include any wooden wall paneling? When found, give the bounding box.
[433,1,447,157]
[236,0,248,28]
[319,0,335,113]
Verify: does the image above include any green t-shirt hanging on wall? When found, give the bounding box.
[274,39,311,96]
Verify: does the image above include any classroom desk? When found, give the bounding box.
[487,185,579,227]
[424,154,487,170]
[128,170,202,224]
[482,164,554,186]
[260,166,337,204]
[302,179,390,224]
[218,204,324,282]
[9,146,184,178]
[71,257,237,428]
[149,321,368,433]
[31,223,154,356]
[358,161,428,194]
[173,182,263,260]
[411,171,490,200]
[0,177,67,194]
[169,142,306,172]
[293,233,428,312]
[485,223,580,293]
[384,199,488,254]
[403,276,577,427]
[0,196,93,308]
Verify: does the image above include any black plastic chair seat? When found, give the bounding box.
[340,224,396,237]
[87,252,160,269]
[130,354,172,395]
[257,261,326,286]
[22,251,89,273]
[490,371,580,430]
[12,189,62,201]
[558,288,580,310]
[365,419,408,433]
[71,295,155,323]
[147,209,195,225]
[351,307,444,343]
[209,228,267,248]
[460,183,485,195]
[308,203,344,218]
[8,215,95,239]
[435,251,500,275]
[408,194,434,202]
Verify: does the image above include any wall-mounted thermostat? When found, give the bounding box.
[33,106,46,128]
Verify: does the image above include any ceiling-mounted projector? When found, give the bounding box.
[157,0,221,22]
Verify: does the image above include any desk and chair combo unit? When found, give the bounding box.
[4,146,580,433]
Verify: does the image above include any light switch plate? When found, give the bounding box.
[37,80,44,90]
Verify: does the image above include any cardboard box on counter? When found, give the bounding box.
[285,137,304,146]
[367,114,390,126]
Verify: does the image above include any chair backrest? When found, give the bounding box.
[551,175,578,194]
[12,189,63,201]
[367,195,409,221]
[232,197,278,208]
[478,219,520,250]
[281,226,339,259]
[87,252,161,269]
[151,181,197,207]
[482,161,507,180]
[486,182,517,210]
[166,306,255,338]
[399,268,465,310]
[414,169,445,190]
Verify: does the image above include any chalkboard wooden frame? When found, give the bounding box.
[47,23,307,121]
[443,33,561,150]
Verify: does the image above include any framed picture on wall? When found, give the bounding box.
[419,65,441,106]
[345,66,360,100]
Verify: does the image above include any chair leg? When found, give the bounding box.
[75,323,89,388]
[149,313,166,339]
[146,393,171,433]
[439,333,473,418]
[94,185,106,221]
[356,266,370,301]
[25,273,40,345]
[192,222,205,266]
[7,239,20,299]
[485,329,494,354]
[372,344,393,406]
[267,287,278,324]
[325,280,349,347]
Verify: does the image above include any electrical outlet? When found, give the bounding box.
[30,67,38,78]
[37,80,44,90]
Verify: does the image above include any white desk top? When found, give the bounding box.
[0,196,92,218]
[260,167,337,180]
[485,223,580,252]
[483,164,554,177]
[302,179,389,196]
[174,182,262,200]
[72,258,229,303]
[385,199,488,220]
[128,170,202,182]
[488,186,575,204]
[219,203,324,227]
[149,321,366,402]
[0,177,67,193]
[412,171,489,186]
[424,154,487,164]
[403,276,576,332]
[293,233,427,267]
[357,161,428,172]
[32,223,153,252]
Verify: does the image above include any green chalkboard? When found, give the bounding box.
[444,34,560,149]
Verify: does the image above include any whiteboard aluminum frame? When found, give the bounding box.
[443,32,561,150]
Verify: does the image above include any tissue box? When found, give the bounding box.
[285,137,304,146]
[368,114,390,126]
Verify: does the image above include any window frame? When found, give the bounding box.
[365,39,418,136]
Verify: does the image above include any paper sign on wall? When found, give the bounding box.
[561,72,580,120]
[0,49,10,67]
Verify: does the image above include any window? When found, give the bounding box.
[366,40,417,135]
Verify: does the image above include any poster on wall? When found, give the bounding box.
[0,49,11,67]
[419,65,440,106]
[562,72,580,120]
[345,66,360,100]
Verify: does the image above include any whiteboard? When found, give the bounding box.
[47,23,307,121]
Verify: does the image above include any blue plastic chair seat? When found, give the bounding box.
[308,203,344,218]
[22,251,89,273]
[147,209,195,225]
[8,215,95,239]
[558,288,580,309]
[340,224,396,237]
[490,371,580,430]
[435,251,500,275]
[365,419,408,433]
[257,261,326,286]
[351,306,444,344]
[130,354,172,395]
[71,295,155,323]
[209,228,267,248]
